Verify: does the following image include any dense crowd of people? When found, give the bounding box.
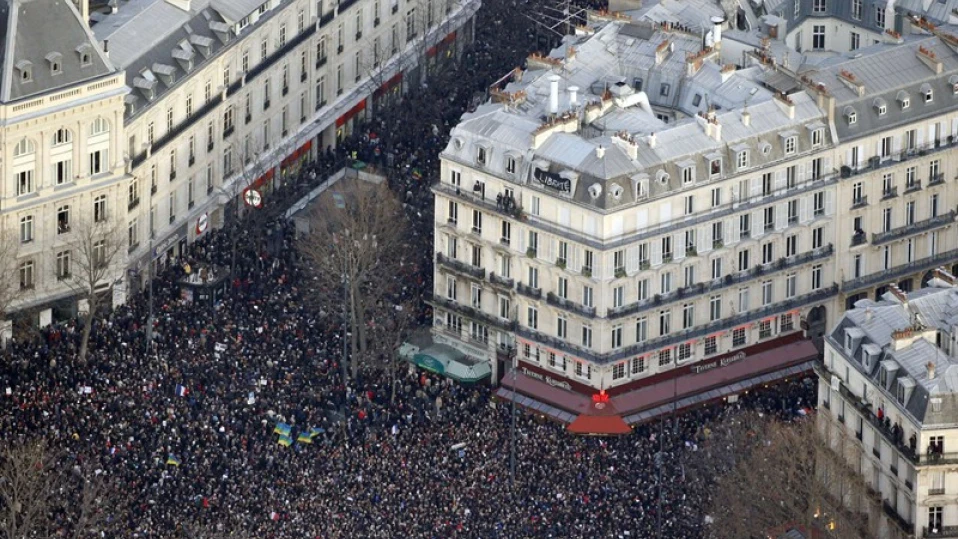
[0,0,822,537]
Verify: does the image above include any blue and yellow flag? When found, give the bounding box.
[278,435,293,447]
[166,454,181,467]
[273,423,292,436]
[297,432,313,444]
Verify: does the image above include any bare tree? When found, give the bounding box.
[366,297,419,402]
[701,411,874,539]
[0,230,21,345]
[62,216,125,363]
[299,177,408,378]
[0,440,61,539]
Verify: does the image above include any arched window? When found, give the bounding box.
[90,117,110,136]
[14,138,35,157]
[53,128,72,146]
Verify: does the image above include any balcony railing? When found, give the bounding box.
[228,25,316,97]
[517,285,836,365]
[488,272,514,289]
[881,186,898,200]
[546,292,597,319]
[815,361,919,465]
[842,138,957,180]
[924,526,958,538]
[130,94,223,168]
[882,500,914,536]
[871,210,955,245]
[425,293,516,332]
[432,173,836,252]
[607,244,833,320]
[851,195,868,209]
[929,172,946,186]
[851,232,867,247]
[436,252,485,280]
[930,488,946,496]
[841,247,958,293]
[516,282,541,300]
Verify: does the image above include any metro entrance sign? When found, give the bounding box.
[243,188,263,208]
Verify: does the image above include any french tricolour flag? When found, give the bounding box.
[175,385,189,397]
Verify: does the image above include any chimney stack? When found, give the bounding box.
[741,110,751,127]
[928,361,937,380]
[549,75,560,115]
[648,132,657,148]
[568,86,579,109]
[711,16,725,48]
[595,145,605,159]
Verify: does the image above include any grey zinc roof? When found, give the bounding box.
[444,18,832,213]
[831,285,958,426]
[92,0,201,69]
[0,0,114,102]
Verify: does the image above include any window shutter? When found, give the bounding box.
[800,197,810,223]
[892,134,901,155]
[776,203,787,230]
[798,163,807,182]
[775,170,786,190]
[651,240,663,266]
[825,190,835,216]
[727,218,739,245]
[750,177,761,198]
[636,208,649,230]
[823,156,832,175]
[752,210,763,239]
[518,228,526,252]
[952,118,958,138]
[627,246,639,273]
[570,247,581,272]
[700,226,712,254]
[674,233,686,260]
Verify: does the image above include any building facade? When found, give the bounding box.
[430,1,958,429]
[817,272,958,538]
[1,0,479,337]
[0,0,129,340]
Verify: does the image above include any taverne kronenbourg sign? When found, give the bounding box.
[532,168,572,192]
[690,351,747,375]
[521,367,572,391]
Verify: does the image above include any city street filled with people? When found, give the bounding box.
[1,0,819,537]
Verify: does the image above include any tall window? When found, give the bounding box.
[56,250,70,280]
[18,260,34,289]
[93,195,108,223]
[57,205,70,234]
[812,25,825,50]
[19,215,33,243]
[16,170,34,196]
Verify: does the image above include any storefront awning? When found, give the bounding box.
[410,344,490,383]
[567,413,632,436]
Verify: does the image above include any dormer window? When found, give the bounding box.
[16,60,32,83]
[898,90,910,110]
[81,53,90,66]
[709,158,721,176]
[784,136,797,155]
[681,166,694,185]
[874,97,887,116]
[476,146,487,166]
[736,150,749,170]
[811,128,824,147]
[922,83,934,103]
[45,52,63,75]
[844,107,857,125]
[505,156,516,174]
[950,75,958,95]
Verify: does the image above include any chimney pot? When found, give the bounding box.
[595,145,605,159]
[549,75,560,115]
[568,85,579,108]
[928,361,937,380]
[648,132,657,148]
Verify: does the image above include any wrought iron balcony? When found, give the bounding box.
[881,186,898,200]
[516,282,541,300]
[851,232,867,247]
[488,272,514,289]
[607,244,833,320]
[519,285,837,365]
[904,179,922,194]
[843,247,958,293]
[882,501,913,536]
[842,138,957,180]
[436,252,485,280]
[425,293,515,332]
[924,526,958,538]
[929,172,946,186]
[871,210,955,245]
[546,292,597,318]
[851,195,868,209]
